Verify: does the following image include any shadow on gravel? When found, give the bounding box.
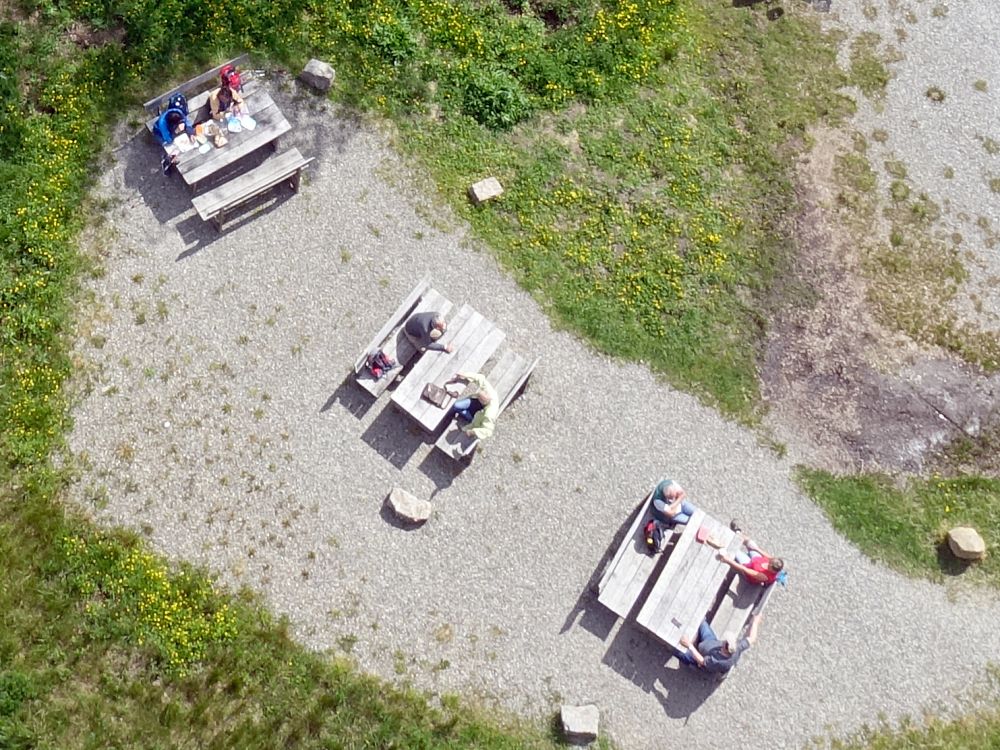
[361,407,427,469]
[417,449,465,495]
[322,374,376,418]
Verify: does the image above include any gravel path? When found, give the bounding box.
[68,48,1000,750]
[829,0,1000,330]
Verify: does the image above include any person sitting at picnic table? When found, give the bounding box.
[651,479,696,527]
[404,312,453,353]
[210,83,245,121]
[154,108,195,174]
[678,614,763,674]
[445,372,497,440]
[718,528,784,586]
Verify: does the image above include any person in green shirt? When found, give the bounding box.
[445,372,498,440]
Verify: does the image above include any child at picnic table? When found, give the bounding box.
[445,372,498,440]
[718,526,785,586]
[153,108,195,174]
[210,83,245,121]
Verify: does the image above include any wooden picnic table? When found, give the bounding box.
[390,303,505,433]
[173,90,291,192]
[634,511,742,650]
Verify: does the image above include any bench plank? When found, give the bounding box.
[191,147,313,226]
[434,351,538,459]
[143,54,251,114]
[355,288,453,399]
[710,576,773,644]
[353,278,430,376]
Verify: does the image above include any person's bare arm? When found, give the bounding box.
[746,614,763,645]
[678,636,705,667]
[717,554,768,584]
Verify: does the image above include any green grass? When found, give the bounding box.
[797,469,1000,585]
[826,703,1000,750]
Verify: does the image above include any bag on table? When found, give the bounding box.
[421,383,448,408]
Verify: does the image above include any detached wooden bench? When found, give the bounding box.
[433,350,538,460]
[190,147,313,230]
[143,54,252,125]
[353,278,454,399]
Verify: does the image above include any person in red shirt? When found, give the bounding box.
[718,533,784,586]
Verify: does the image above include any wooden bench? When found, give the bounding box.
[143,54,251,118]
[595,485,674,618]
[709,575,774,645]
[433,350,539,460]
[353,279,454,399]
[145,76,261,137]
[190,147,313,230]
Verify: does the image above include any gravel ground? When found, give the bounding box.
[68,55,1000,750]
[828,0,1000,330]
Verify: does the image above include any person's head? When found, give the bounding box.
[476,388,493,406]
[218,85,234,109]
[428,315,447,340]
[724,637,739,655]
[166,111,184,134]
[665,482,685,501]
[770,558,784,573]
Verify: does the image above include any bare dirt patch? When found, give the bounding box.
[762,126,1000,474]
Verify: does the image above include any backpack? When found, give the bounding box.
[220,64,243,92]
[644,519,664,555]
[366,349,396,380]
[166,92,188,117]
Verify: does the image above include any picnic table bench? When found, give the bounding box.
[190,146,312,230]
[353,278,453,399]
[391,303,505,433]
[433,350,538,460]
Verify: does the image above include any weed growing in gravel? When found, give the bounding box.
[849,33,891,98]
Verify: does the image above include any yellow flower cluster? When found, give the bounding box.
[61,534,238,676]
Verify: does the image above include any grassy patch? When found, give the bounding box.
[797,469,1000,585]
[834,141,1000,370]
[849,32,890,98]
[828,703,1000,749]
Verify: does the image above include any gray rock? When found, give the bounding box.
[561,704,599,744]
[468,177,504,206]
[948,527,987,561]
[387,487,431,524]
[299,59,335,92]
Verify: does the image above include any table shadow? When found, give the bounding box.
[360,406,429,469]
[321,372,376,419]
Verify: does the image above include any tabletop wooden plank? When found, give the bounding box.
[637,514,740,649]
[176,93,291,188]
[634,509,704,627]
[596,487,663,618]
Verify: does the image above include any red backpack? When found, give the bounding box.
[220,64,242,92]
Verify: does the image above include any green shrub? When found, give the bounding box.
[462,67,531,129]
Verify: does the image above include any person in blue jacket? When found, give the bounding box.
[154,109,194,174]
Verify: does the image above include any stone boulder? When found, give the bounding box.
[299,59,335,92]
[468,177,504,206]
[560,704,599,744]
[948,527,986,561]
[387,487,431,524]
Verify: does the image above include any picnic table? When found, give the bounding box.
[390,303,505,433]
[144,55,309,228]
[596,482,774,656]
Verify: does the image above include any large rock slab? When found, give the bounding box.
[468,177,504,206]
[560,704,599,744]
[299,59,335,92]
[387,487,431,524]
[948,527,986,561]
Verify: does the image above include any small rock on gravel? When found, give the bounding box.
[561,704,600,744]
[387,487,431,524]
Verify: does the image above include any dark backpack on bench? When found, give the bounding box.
[366,349,396,380]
